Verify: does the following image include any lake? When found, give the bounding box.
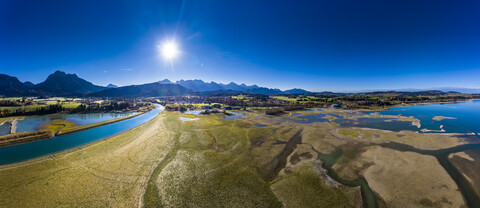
[0,112,137,136]
[379,100,480,133]
[288,100,480,134]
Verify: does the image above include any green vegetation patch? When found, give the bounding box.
[40,119,76,134]
[271,165,358,208]
[338,129,361,138]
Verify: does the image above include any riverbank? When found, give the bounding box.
[0,130,54,148]
[55,111,145,136]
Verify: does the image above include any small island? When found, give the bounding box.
[433,116,457,121]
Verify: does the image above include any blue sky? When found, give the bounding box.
[1,0,480,92]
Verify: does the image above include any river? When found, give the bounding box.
[0,104,164,165]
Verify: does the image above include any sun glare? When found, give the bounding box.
[160,41,180,60]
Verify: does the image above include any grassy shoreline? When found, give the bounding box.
[0,130,54,148]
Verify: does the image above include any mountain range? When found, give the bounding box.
[2,70,479,98]
[156,79,285,94]
[0,71,311,97]
[0,71,106,96]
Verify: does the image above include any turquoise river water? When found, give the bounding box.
[0,104,163,165]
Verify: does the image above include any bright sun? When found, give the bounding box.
[160,41,180,60]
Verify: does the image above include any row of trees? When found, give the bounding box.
[0,102,151,118]
[0,104,64,117]
[70,102,135,113]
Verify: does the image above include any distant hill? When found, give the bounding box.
[88,83,190,97]
[358,87,480,94]
[429,88,480,94]
[0,74,30,97]
[364,90,450,96]
[283,88,311,94]
[23,81,35,88]
[106,84,118,88]
[35,71,105,95]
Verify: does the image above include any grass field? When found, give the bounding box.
[231,95,250,100]
[272,96,299,102]
[189,102,225,108]
[0,102,82,113]
[338,129,361,138]
[272,96,323,104]
[0,97,88,114]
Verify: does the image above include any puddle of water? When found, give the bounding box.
[179,117,199,121]
[183,110,203,115]
[335,118,419,132]
[224,112,247,120]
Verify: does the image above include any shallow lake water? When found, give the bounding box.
[223,112,247,120]
[335,118,419,132]
[179,117,199,121]
[183,110,203,115]
[183,110,247,120]
[0,112,137,136]
[378,100,480,133]
[287,100,480,134]
[0,122,11,135]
